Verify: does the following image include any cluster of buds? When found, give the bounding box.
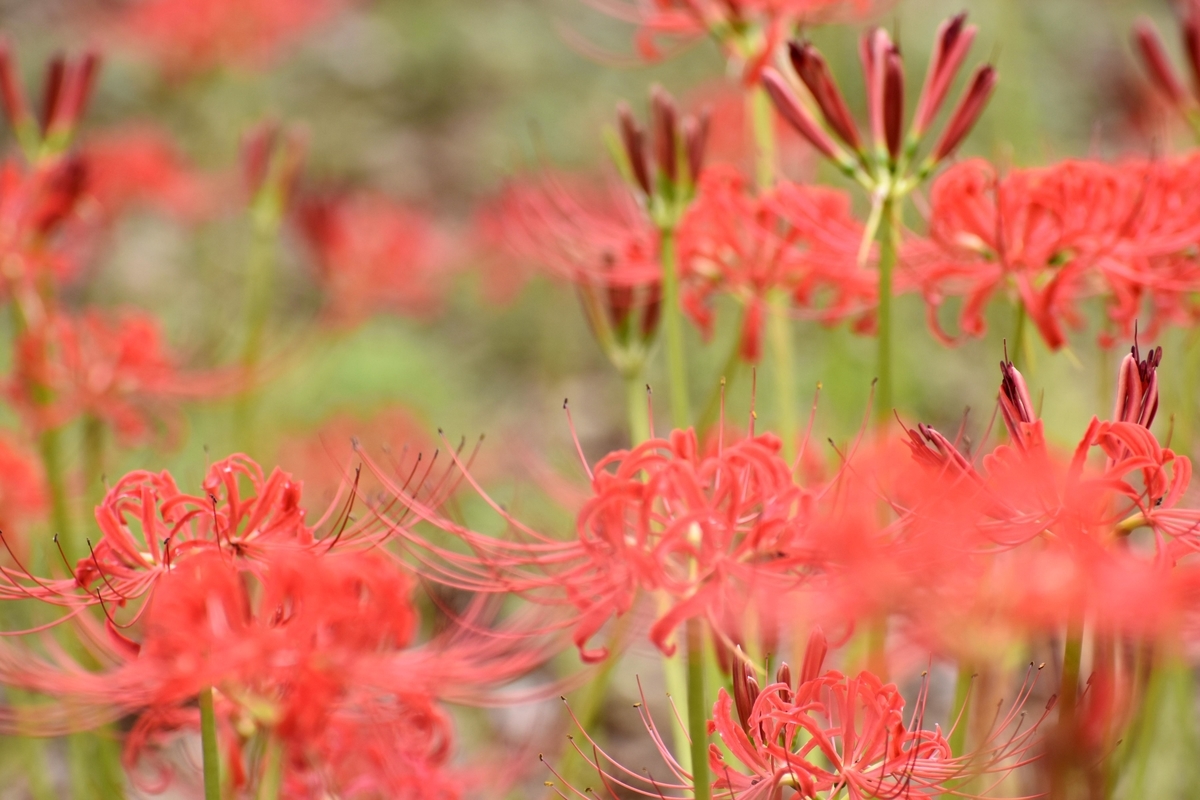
[762,13,997,191]
[0,42,100,161]
[1133,2,1200,133]
[613,86,710,230]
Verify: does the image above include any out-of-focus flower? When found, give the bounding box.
[98,0,350,75]
[79,125,214,222]
[0,435,44,562]
[1131,1,1200,134]
[911,156,1200,350]
[296,190,456,326]
[8,310,234,445]
[680,165,886,360]
[577,0,874,82]
[474,172,663,374]
[0,157,89,297]
[0,43,99,158]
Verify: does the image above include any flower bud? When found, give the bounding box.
[787,40,861,151]
[761,68,846,165]
[1133,19,1187,106]
[931,65,997,163]
[617,101,652,196]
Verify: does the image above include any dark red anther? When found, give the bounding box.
[1134,19,1188,106]
[683,107,710,184]
[788,40,862,151]
[617,101,652,196]
[883,49,905,159]
[651,86,678,186]
[931,64,997,163]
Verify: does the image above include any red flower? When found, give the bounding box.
[99,0,350,75]
[296,190,456,326]
[576,0,872,81]
[79,125,214,222]
[709,660,1049,799]
[8,310,233,445]
[913,157,1200,349]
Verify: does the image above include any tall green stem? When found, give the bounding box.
[874,198,900,428]
[686,618,710,800]
[625,372,651,446]
[39,427,75,558]
[748,86,777,191]
[199,687,221,800]
[81,414,105,521]
[256,735,284,800]
[768,290,797,463]
[233,206,280,451]
[659,226,691,429]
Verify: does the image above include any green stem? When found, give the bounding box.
[940,664,974,800]
[1059,620,1084,729]
[199,687,221,800]
[768,290,797,463]
[256,735,284,800]
[233,209,280,451]
[873,197,899,429]
[624,372,651,446]
[38,426,75,559]
[686,619,710,800]
[659,225,691,430]
[748,86,777,191]
[696,307,746,434]
[81,414,106,522]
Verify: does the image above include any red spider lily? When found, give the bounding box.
[295,189,457,326]
[575,0,872,82]
[367,420,823,663]
[0,157,90,298]
[0,434,45,554]
[8,310,236,445]
[708,665,1050,799]
[681,167,859,362]
[911,157,1200,350]
[79,125,214,222]
[0,540,551,797]
[97,0,349,75]
[546,641,1050,800]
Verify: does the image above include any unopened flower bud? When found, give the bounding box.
[788,40,862,151]
[761,68,847,166]
[1134,19,1188,106]
[913,14,977,137]
[883,49,905,159]
[683,107,710,185]
[931,65,997,163]
[651,86,678,186]
[617,101,652,196]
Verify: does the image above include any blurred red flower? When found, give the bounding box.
[296,190,456,326]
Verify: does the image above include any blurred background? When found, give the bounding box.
[0,0,1194,795]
